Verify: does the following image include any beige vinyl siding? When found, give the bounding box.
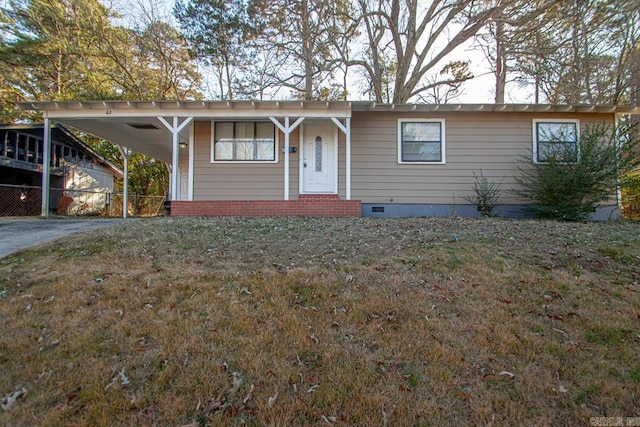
[351,111,614,204]
[338,131,346,199]
[193,120,296,200]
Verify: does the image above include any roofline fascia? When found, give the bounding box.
[17,100,354,119]
[350,102,640,114]
[17,100,640,116]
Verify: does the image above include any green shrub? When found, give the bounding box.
[513,123,639,221]
[463,170,502,217]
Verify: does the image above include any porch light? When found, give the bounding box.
[179,141,188,149]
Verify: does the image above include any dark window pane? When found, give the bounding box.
[401,122,442,162]
[536,122,578,162]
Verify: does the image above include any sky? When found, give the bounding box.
[101,0,534,104]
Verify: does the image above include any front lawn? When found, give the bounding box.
[1,217,639,425]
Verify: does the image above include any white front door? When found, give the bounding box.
[302,124,337,193]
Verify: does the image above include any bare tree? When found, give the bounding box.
[174,0,255,100]
[476,0,561,103]
[510,0,640,105]
[253,0,353,100]
[344,0,502,103]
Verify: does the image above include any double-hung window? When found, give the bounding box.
[212,121,277,162]
[398,119,446,164]
[533,120,579,163]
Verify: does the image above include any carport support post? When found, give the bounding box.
[158,117,193,201]
[41,118,51,217]
[120,147,132,218]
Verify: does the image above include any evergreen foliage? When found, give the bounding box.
[513,123,640,221]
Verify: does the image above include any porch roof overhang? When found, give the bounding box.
[17,100,354,163]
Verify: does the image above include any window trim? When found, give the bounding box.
[397,118,446,165]
[532,119,580,164]
[210,121,279,164]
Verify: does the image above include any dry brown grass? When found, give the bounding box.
[1,217,639,426]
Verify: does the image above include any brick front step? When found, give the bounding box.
[170,198,361,217]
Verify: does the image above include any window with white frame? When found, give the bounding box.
[213,121,276,162]
[533,120,579,163]
[398,119,445,164]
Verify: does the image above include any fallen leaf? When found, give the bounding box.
[553,384,568,393]
[105,367,130,390]
[268,391,278,408]
[228,372,242,396]
[498,371,515,379]
[322,415,337,424]
[1,387,27,411]
[119,368,130,386]
[243,384,254,404]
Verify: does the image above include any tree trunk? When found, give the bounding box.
[225,58,234,101]
[56,46,63,96]
[494,20,506,104]
[570,0,582,103]
[217,64,225,100]
[301,0,314,100]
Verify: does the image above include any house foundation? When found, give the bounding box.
[170,194,361,217]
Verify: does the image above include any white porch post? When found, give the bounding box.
[270,116,305,200]
[284,117,290,200]
[331,117,352,200]
[171,117,179,200]
[158,116,194,201]
[41,117,51,217]
[346,118,351,200]
[120,146,132,218]
[188,123,194,201]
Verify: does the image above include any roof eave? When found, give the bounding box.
[17,100,640,117]
[16,100,354,119]
[350,102,640,114]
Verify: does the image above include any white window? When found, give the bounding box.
[533,119,579,163]
[398,119,446,164]
[212,121,277,163]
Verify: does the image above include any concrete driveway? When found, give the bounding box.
[0,217,131,258]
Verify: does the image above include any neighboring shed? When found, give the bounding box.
[0,124,122,216]
[16,101,640,219]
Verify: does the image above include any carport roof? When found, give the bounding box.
[17,100,354,163]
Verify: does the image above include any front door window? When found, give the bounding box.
[315,137,322,172]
